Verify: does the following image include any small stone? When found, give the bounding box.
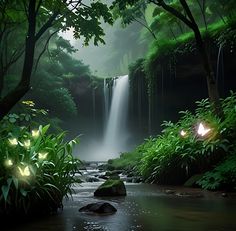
[79,202,117,214]
[165,189,176,194]
[222,192,228,197]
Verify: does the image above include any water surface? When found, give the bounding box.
[5,183,236,231]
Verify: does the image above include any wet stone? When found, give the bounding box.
[79,202,117,215]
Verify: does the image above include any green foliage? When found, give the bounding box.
[196,154,236,190]
[107,143,146,173]
[126,92,236,187]
[0,104,81,216]
[36,87,77,119]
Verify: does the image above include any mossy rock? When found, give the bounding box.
[94,179,126,197]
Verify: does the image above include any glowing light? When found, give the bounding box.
[24,140,31,148]
[18,166,30,177]
[32,130,39,137]
[38,152,48,160]
[5,159,13,167]
[22,100,35,107]
[9,138,18,146]
[197,123,211,137]
[180,130,187,137]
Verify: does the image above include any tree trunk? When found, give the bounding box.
[0,0,36,120]
[153,0,222,116]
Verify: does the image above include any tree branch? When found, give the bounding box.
[35,11,59,41]
[179,0,198,29]
[134,18,157,40]
[34,30,58,72]
[149,0,195,30]
[35,0,43,15]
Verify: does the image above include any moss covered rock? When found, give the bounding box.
[94,179,126,197]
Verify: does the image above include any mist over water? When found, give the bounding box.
[77,75,130,161]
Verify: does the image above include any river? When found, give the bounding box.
[5,182,236,231]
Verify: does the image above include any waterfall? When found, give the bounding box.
[103,79,109,124]
[216,44,223,85]
[92,88,96,127]
[103,75,129,158]
[77,75,130,161]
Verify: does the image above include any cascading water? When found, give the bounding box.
[103,79,109,124]
[77,75,130,161]
[103,75,130,158]
[216,44,223,85]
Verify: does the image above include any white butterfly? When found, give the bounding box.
[38,152,48,160]
[197,123,211,137]
[18,166,30,177]
[24,140,31,148]
[180,130,187,137]
[5,159,13,167]
[9,138,18,146]
[32,130,39,137]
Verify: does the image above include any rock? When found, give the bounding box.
[109,174,120,180]
[86,176,100,182]
[165,189,176,194]
[94,179,126,197]
[175,192,204,198]
[126,177,142,183]
[222,192,228,197]
[79,202,117,214]
[105,170,123,176]
[98,175,109,180]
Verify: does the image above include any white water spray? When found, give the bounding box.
[103,79,109,124]
[103,75,129,158]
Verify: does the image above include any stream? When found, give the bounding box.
[5,181,236,231]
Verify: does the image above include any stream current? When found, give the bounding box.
[6,181,236,231]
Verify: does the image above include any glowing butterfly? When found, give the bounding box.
[9,138,18,146]
[32,130,39,137]
[38,152,48,160]
[18,166,30,177]
[5,159,13,167]
[24,140,31,148]
[197,123,211,137]
[180,130,187,137]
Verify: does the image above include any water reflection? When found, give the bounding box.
[4,183,236,231]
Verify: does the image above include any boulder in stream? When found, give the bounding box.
[94,179,126,197]
[79,202,117,214]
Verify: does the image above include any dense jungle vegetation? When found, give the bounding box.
[108,92,236,190]
[0,0,236,218]
[108,0,236,190]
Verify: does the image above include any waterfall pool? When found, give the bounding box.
[5,182,236,231]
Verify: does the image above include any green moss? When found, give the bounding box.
[146,20,225,66]
[98,179,123,189]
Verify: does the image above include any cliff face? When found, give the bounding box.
[129,44,236,138]
[66,41,236,144]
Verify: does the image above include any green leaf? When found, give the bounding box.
[20,188,28,197]
[12,176,19,190]
[1,181,11,201]
[9,117,16,123]
[42,124,50,135]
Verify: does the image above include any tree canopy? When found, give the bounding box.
[0,0,113,119]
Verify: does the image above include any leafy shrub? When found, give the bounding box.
[197,153,236,190]
[0,102,81,217]
[107,139,153,173]
[133,92,236,186]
